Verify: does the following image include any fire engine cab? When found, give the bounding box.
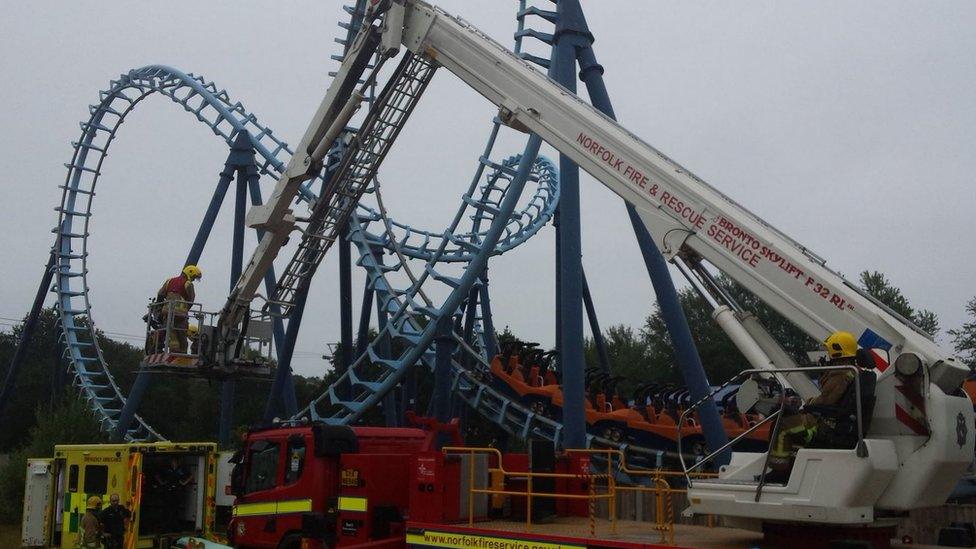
[227,423,482,549]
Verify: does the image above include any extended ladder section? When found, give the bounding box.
[385,0,972,515]
[266,52,437,317]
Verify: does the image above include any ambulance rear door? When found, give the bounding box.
[21,458,53,547]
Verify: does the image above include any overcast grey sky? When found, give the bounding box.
[1,1,974,377]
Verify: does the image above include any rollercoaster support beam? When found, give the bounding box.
[573,38,730,462]
[339,227,354,395]
[263,289,305,423]
[433,315,456,448]
[461,286,479,370]
[355,282,374,357]
[0,250,56,420]
[554,207,561,373]
[50,324,65,408]
[113,155,238,442]
[582,270,611,372]
[550,0,589,449]
[374,279,399,427]
[478,271,498,360]
[220,164,249,447]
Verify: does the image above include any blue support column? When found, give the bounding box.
[554,207,562,373]
[339,229,354,391]
[186,166,235,265]
[0,250,56,419]
[401,364,417,418]
[433,315,456,447]
[263,290,306,422]
[218,169,248,446]
[581,270,610,372]
[478,271,498,360]
[461,286,479,369]
[575,41,729,461]
[355,284,374,356]
[551,1,589,449]
[374,284,398,427]
[115,160,235,442]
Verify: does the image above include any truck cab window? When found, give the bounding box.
[245,441,280,494]
[284,436,306,485]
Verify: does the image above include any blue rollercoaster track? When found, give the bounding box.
[46,1,671,468]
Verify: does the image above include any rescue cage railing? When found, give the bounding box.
[442,447,713,542]
[677,365,865,501]
[143,301,274,367]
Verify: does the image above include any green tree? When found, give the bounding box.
[859,271,940,335]
[0,309,65,451]
[949,297,976,370]
[585,325,658,396]
[0,392,105,523]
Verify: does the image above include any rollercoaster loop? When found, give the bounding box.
[52,64,326,441]
[49,34,559,441]
[45,0,677,471]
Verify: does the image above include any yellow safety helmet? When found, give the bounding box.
[183,264,202,281]
[86,495,102,509]
[187,324,199,337]
[824,331,858,360]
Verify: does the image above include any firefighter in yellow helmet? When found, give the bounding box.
[76,495,103,548]
[156,265,202,353]
[187,323,200,355]
[766,331,861,483]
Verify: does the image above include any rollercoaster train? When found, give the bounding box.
[487,339,772,456]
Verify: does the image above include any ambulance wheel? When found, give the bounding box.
[278,533,302,549]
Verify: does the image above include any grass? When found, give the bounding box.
[0,522,20,547]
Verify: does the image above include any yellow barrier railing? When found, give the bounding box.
[442,446,714,543]
[442,447,616,534]
[442,446,717,544]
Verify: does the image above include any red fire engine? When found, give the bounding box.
[227,419,605,549]
[225,419,926,549]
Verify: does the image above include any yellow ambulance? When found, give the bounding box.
[22,442,220,548]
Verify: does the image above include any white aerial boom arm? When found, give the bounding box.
[397,1,963,386]
[215,0,971,516]
[387,0,972,513]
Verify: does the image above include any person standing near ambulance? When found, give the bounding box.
[76,496,103,549]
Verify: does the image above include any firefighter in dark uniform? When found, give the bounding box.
[767,331,861,483]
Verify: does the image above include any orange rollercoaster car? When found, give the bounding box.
[489,350,770,455]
